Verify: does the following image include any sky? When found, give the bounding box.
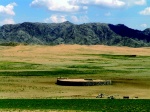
[0,0,150,30]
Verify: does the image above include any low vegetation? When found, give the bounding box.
[0,42,20,46]
[0,45,149,111]
[0,99,149,111]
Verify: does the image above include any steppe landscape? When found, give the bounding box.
[1,0,150,111]
[0,45,149,99]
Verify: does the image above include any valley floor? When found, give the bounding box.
[0,45,149,99]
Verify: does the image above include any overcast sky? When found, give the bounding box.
[0,0,150,30]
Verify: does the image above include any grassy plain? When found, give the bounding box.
[0,45,150,100]
[0,99,150,112]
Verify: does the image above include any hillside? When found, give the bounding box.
[0,21,150,47]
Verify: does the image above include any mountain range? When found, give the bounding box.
[0,21,150,47]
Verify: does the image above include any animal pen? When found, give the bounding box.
[56,78,112,86]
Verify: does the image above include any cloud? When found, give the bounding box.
[134,0,146,5]
[139,7,150,15]
[30,0,86,13]
[121,0,146,6]
[71,15,89,23]
[31,0,141,13]
[71,16,79,22]
[94,0,126,8]
[0,3,16,25]
[0,2,17,16]
[69,0,146,8]
[3,18,15,24]
[44,15,67,23]
[69,0,126,8]
[1,18,15,25]
[140,23,147,28]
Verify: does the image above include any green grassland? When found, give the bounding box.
[0,99,150,112]
[0,45,149,111]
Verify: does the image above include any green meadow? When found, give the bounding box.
[0,99,150,112]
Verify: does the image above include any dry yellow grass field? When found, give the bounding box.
[0,45,150,99]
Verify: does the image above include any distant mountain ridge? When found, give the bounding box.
[0,21,150,47]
